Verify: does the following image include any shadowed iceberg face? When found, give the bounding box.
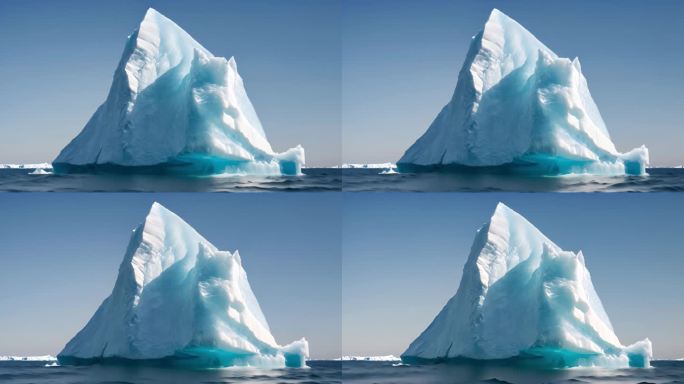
[398,9,649,176]
[53,8,305,176]
[402,203,651,368]
[57,202,309,368]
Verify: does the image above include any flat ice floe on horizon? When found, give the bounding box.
[0,355,57,362]
[58,202,308,368]
[53,8,304,176]
[398,9,649,176]
[402,203,651,368]
[337,355,401,361]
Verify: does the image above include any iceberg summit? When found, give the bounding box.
[402,203,651,368]
[53,8,304,176]
[398,9,648,176]
[58,202,308,368]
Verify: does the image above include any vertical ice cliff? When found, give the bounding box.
[58,202,308,368]
[398,9,648,175]
[53,8,304,175]
[402,203,651,368]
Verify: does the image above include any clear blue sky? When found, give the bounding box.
[343,0,684,166]
[343,193,684,359]
[0,0,341,167]
[0,193,341,359]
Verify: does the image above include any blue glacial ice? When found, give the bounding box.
[57,202,308,368]
[398,9,649,176]
[53,8,304,176]
[402,203,651,368]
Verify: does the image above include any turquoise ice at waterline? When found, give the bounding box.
[402,203,651,368]
[398,9,649,176]
[57,202,309,368]
[53,8,305,176]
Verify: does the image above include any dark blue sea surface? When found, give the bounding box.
[341,168,684,192]
[0,360,341,384]
[342,360,684,384]
[2,167,683,192]
[0,168,341,192]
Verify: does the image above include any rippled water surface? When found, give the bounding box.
[0,360,341,384]
[2,167,682,192]
[0,168,341,192]
[342,360,684,384]
[342,168,684,192]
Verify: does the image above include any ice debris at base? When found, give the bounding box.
[402,203,651,368]
[379,169,398,175]
[28,168,52,175]
[0,355,57,362]
[53,8,304,176]
[58,202,308,368]
[398,9,648,176]
[338,355,401,361]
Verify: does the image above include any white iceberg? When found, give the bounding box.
[398,9,648,176]
[402,203,651,368]
[53,8,304,176]
[58,202,308,368]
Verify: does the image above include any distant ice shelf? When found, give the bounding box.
[337,355,401,361]
[398,9,649,176]
[0,355,57,361]
[402,203,651,369]
[334,163,397,169]
[0,163,53,169]
[58,202,308,369]
[52,8,304,176]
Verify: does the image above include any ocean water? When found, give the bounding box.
[341,168,684,192]
[0,168,341,192]
[0,360,341,384]
[342,360,684,384]
[3,167,683,192]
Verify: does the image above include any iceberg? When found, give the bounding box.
[58,202,308,368]
[53,8,304,176]
[402,203,651,368]
[398,9,648,176]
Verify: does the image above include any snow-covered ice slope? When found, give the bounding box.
[58,202,308,368]
[402,203,651,368]
[398,9,648,176]
[53,8,304,176]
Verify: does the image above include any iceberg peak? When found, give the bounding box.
[58,203,309,368]
[398,9,648,175]
[402,203,652,368]
[53,8,304,176]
